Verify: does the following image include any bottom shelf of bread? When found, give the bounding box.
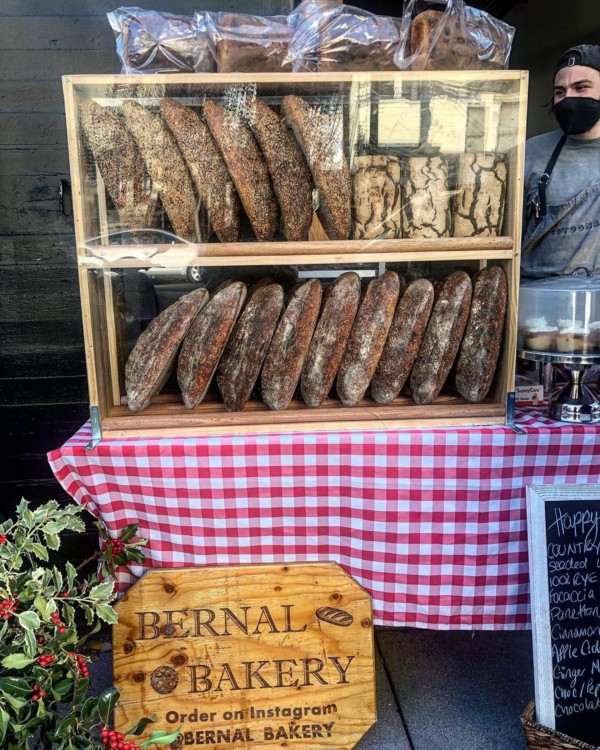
[87,260,515,438]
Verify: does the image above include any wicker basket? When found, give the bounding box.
[521,700,600,750]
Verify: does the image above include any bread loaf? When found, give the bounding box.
[125,287,209,412]
[402,156,451,238]
[352,155,402,240]
[316,12,401,72]
[455,265,507,403]
[261,279,322,410]
[122,100,198,241]
[410,10,444,56]
[244,97,313,241]
[79,101,156,233]
[336,271,400,407]
[409,271,472,405]
[178,281,247,408]
[453,153,508,237]
[281,95,351,241]
[371,278,434,404]
[206,12,292,72]
[301,272,361,408]
[216,284,284,411]
[204,100,278,241]
[160,98,240,242]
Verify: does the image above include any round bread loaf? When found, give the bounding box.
[216,284,284,411]
[409,271,472,405]
[301,272,361,408]
[261,279,322,411]
[371,277,434,404]
[455,265,507,403]
[336,270,400,407]
[125,287,209,412]
[178,282,247,408]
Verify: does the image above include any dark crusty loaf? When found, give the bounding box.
[409,271,472,405]
[281,95,351,241]
[125,287,209,412]
[301,272,361,408]
[410,10,444,56]
[352,155,402,240]
[371,277,434,404]
[216,284,284,411]
[261,279,322,410]
[177,281,247,408]
[160,98,240,242]
[453,153,508,237]
[244,97,313,242]
[336,271,401,407]
[455,265,507,403]
[122,100,198,241]
[79,100,156,233]
[204,100,278,241]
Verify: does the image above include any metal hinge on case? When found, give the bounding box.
[85,405,102,450]
[505,392,525,434]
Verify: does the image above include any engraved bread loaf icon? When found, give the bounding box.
[315,606,353,627]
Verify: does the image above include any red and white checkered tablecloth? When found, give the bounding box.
[47,408,600,630]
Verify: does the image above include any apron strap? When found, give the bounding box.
[536,133,567,219]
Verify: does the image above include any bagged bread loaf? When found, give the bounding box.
[125,287,209,412]
[352,155,402,240]
[178,282,247,408]
[205,12,291,72]
[455,265,507,403]
[453,153,508,237]
[160,98,240,243]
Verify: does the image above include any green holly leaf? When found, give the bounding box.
[16,611,40,632]
[44,533,60,551]
[126,716,155,735]
[140,726,183,747]
[52,678,75,701]
[87,582,114,602]
[97,686,119,725]
[0,707,8,744]
[95,604,118,625]
[80,696,97,724]
[31,543,49,562]
[119,524,139,543]
[0,676,30,696]
[1,653,35,669]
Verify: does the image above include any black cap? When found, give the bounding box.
[555,44,600,76]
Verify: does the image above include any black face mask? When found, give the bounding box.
[553,96,600,135]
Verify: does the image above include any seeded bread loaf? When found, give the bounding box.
[281,94,351,241]
[336,271,401,407]
[121,100,198,241]
[261,279,322,411]
[204,99,278,241]
[455,265,507,403]
[160,98,240,242]
[79,100,156,233]
[216,284,284,411]
[125,287,209,412]
[371,277,434,404]
[244,97,313,242]
[409,271,472,405]
[300,272,361,408]
[178,282,247,408]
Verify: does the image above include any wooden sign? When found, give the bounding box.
[527,484,600,747]
[113,563,376,749]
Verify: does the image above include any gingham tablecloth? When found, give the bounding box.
[47,408,600,630]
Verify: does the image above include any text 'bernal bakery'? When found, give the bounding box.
[135,604,356,692]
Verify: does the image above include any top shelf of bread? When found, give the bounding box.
[63,71,528,264]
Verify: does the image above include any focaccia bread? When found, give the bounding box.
[455,265,507,403]
[178,282,247,408]
[371,277,434,404]
[301,272,361,408]
[216,284,284,411]
[409,271,472,405]
[352,155,402,240]
[244,97,313,242]
[336,271,401,407]
[281,95,351,241]
[402,155,451,238]
[261,279,322,410]
[453,153,508,237]
[125,287,209,412]
[79,101,156,233]
[204,100,278,241]
[160,98,240,243]
[122,100,197,241]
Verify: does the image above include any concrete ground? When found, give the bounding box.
[89,628,535,749]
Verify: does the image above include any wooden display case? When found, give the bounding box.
[62,71,528,442]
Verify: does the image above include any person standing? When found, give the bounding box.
[522,44,600,279]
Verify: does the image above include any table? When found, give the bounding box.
[47,408,600,630]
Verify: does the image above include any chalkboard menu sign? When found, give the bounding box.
[527,484,600,747]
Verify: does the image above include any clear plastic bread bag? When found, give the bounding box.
[107,7,215,73]
[203,11,292,72]
[293,4,402,72]
[394,0,515,71]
